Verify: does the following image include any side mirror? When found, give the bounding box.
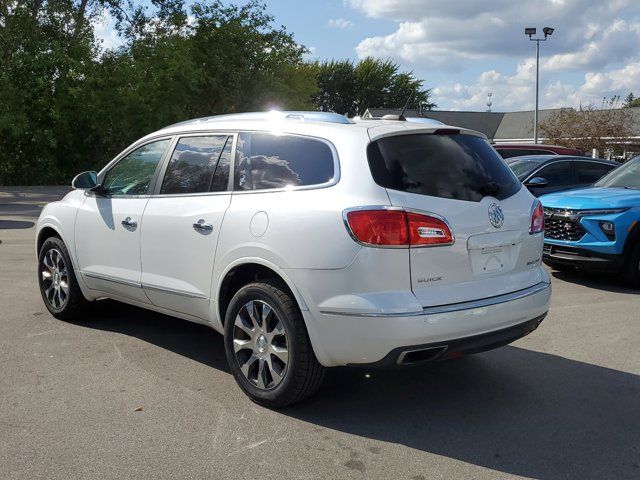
[525,176,548,188]
[72,171,98,190]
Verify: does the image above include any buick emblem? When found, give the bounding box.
[488,203,504,228]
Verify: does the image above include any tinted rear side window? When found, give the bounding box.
[574,162,615,184]
[368,133,520,202]
[536,162,573,186]
[160,135,231,194]
[234,133,335,190]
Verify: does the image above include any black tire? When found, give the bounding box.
[38,236,90,320]
[223,279,325,408]
[623,243,640,288]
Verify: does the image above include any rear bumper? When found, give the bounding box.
[304,282,551,367]
[543,243,623,272]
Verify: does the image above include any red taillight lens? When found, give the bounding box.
[530,202,544,234]
[345,209,453,247]
[345,209,409,246]
[407,212,454,246]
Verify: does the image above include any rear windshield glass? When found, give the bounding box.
[506,158,544,180]
[367,133,521,202]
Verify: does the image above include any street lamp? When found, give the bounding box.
[525,26,554,144]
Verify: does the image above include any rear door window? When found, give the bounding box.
[574,161,615,184]
[160,135,232,194]
[368,133,520,202]
[234,133,335,190]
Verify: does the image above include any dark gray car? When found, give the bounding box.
[506,155,618,196]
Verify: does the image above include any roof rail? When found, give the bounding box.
[359,116,444,126]
[169,111,354,128]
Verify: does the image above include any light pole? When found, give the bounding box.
[525,26,554,144]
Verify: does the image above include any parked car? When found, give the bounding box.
[495,143,584,158]
[506,155,618,196]
[36,111,551,407]
[540,155,640,286]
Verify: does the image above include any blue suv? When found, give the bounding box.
[540,156,640,286]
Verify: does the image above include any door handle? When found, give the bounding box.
[121,217,137,229]
[193,219,213,232]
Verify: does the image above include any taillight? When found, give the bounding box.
[530,201,544,234]
[344,209,409,246]
[344,209,453,247]
[407,212,454,246]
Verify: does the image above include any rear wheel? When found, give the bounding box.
[223,280,325,408]
[38,236,89,320]
[624,243,640,288]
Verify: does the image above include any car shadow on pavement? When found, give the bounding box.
[550,267,639,294]
[80,300,640,480]
[82,299,230,373]
[290,349,640,479]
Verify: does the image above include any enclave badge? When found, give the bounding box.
[488,203,504,228]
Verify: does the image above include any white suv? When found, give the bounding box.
[36,111,551,407]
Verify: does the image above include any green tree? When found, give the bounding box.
[624,93,640,108]
[312,57,433,116]
[0,0,318,185]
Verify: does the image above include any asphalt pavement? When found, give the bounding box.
[1,187,639,479]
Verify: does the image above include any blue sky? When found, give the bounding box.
[96,0,640,112]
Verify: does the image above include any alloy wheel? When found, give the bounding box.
[233,300,289,390]
[40,248,69,310]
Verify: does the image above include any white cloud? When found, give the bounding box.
[328,18,354,29]
[93,11,123,51]
[433,60,640,111]
[349,0,638,71]
[347,0,640,110]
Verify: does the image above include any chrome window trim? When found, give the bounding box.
[319,282,550,317]
[341,205,456,249]
[231,131,341,194]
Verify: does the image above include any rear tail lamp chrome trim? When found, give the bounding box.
[342,206,455,249]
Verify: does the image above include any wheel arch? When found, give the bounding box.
[622,220,640,259]
[215,259,309,330]
[36,224,64,255]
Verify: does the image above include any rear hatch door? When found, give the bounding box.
[367,129,546,306]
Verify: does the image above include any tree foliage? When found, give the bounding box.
[624,93,640,108]
[539,98,633,153]
[313,57,433,116]
[0,0,432,185]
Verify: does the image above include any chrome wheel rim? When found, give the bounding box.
[41,248,69,310]
[233,300,289,390]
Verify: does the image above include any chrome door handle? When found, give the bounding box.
[193,219,213,232]
[121,217,137,229]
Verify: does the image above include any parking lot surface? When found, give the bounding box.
[1,187,639,479]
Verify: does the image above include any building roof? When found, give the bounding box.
[363,108,504,139]
[363,107,640,143]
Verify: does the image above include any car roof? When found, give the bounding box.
[506,155,618,165]
[145,111,487,144]
[495,143,580,149]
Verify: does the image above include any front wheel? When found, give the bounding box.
[38,236,89,320]
[624,243,640,288]
[223,280,325,408]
